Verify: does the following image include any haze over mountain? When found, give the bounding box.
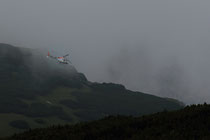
[0,44,183,137]
[0,1,210,104]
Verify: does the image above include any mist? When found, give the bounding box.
[0,0,210,104]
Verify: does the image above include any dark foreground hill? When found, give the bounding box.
[3,104,210,140]
[0,44,183,136]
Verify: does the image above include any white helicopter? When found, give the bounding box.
[47,51,71,64]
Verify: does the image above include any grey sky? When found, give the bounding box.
[0,0,210,104]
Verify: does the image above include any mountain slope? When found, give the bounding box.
[3,104,210,140]
[0,43,184,136]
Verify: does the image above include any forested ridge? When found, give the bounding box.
[3,104,210,140]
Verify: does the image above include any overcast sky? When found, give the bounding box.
[0,0,210,104]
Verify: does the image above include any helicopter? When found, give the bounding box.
[47,51,71,64]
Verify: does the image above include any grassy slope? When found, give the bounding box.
[0,44,184,137]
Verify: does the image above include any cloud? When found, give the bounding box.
[0,0,210,104]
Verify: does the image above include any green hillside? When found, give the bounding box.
[2,104,210,140]
[0,44,183,137]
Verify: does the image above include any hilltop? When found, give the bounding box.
[0,44,183,136]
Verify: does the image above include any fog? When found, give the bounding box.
[0,0,210,104]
